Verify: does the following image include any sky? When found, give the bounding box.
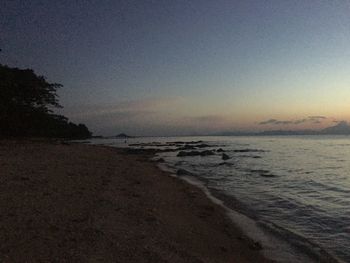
[1,0,350,136]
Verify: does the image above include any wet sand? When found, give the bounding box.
[0,139,271,262]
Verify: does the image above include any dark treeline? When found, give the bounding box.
[0,64,92,139]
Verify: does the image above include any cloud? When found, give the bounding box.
[307,116,327,124]
[259,119,293,125]
[259,119,277,125]
[308,116,326,119]
[259,116,327,125]
[293,119,308,124]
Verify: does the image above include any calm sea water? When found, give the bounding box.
[90,136,350,262]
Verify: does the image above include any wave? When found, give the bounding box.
[160,157,342,262]
[160,164,335,262]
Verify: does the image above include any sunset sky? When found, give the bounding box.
[1,0,350,135]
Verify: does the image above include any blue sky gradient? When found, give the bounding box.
[1,0,350,135]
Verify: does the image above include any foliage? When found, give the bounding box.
[0,64,92,139]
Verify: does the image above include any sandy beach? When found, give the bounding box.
[0,139,271,262]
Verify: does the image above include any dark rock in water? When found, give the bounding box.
[184,140,203,144]
[199,150,215,156]
[177,145,197,150]
[177,143,211,150]
[218,162,234,166]
[196,143,211,148]
[259,173,275,178]
[222,153,230,160]
[177,151,201,157]
[176,169,192,176]
[158,148,177,153]
[156,158,165,163]
[216,148,224,152]
[177,150,214,157]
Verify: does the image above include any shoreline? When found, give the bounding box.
[160,167,339,263]
[0,139,271,262]
[122,139,341,263]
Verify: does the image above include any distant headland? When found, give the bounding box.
[217,121,350,136]
[114,133,134,138]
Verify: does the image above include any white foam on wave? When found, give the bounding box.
[156,163,316,263]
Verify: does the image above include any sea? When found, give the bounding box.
[88,135,350,263]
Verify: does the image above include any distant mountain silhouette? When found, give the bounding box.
[216,121,350,136]
[321,121,350,135]
[257,129,318,136]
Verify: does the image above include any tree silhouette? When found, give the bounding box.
[0,64,92,139]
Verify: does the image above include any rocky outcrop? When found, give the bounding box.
[200,150,215,156]
[177,145,197,150]
[177,150,215,157]
[196,144,211,148]
[222,153,230,160]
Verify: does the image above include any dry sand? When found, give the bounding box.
[0,139,272,262]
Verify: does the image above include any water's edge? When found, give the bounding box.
[156,162,317,263]
[85,137,347,263]
[155,160,342,263]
